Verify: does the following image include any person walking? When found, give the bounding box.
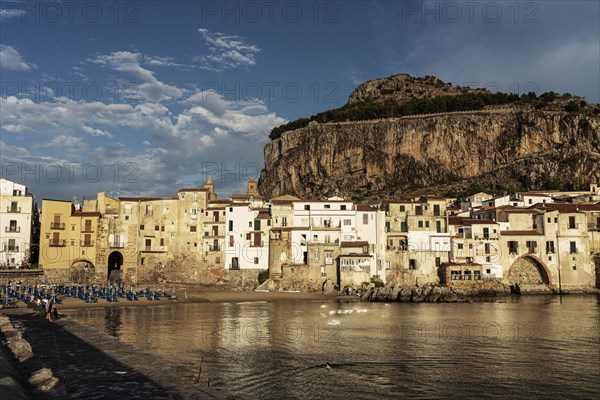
[44,298,54,322]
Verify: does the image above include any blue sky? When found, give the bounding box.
[1,0,599,203]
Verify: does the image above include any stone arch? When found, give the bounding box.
[70,258,95,284]
[508,255,551,286]
[107,251,124,285]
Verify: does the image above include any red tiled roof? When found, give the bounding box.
[448,216,464,225]
[500,230,543,236]
[178,188,207,192]
[72,211,101,217]
[356,204,376,212]
[255,214,271,219]
[462,219,498,225]
[119,197,172,201]
[538,203,600,213]
[340,241,369,248]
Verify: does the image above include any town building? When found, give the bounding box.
[0,178,37,268]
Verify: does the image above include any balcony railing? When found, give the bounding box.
[588,223,600,231]
[6,207,21,213]
[250,241,265,247]
[50,222,65,230]
[80,240,94,247]
[3,245,20,252]
[109,242,125,248]
[141,246,166,252]
[49,240,66,247]
[205,232,225,238]
[5,227,20,233]
[203,217,225,223]
[81,227,94,233]
[207,244,221,251]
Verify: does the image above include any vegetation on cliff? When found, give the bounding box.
[269,75,598,140]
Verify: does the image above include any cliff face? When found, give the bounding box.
[258,109,600,200]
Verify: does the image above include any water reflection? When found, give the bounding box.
[64,296,600,400]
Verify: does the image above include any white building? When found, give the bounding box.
[224,203,270,270]
[0,178,36,268]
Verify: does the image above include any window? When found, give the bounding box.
[155,225,159,231]
[363,214,369,224]
[425,221,430,228]
[409,259,417,270]
[433,205,440,216]
[281,217,288,227]
[385,221,390,232]
[474,270,481,280]
[526,241,537,253]
[435,257,441,268]
[124,203,132,214]
[191,208,197,216]
[229,235,234,247]
[190,226,197,232]
[324,234,331,244]
[572,265,577,270]
[464,270,472,280]
[458,243,464,250]
[483,227,489,239]
[141,257,145,265]
[568,216,576,229]
[140,224,144,230]
[324,204,330,209]
[146,205,152,216]
[228,221,233,231]
[215,257,220,264]
[314,251,319,260]
[400,221,408,232]
[400,205,405,212]
[163,207,169,214]
[484,243,491,254]
[547,217,551,223]
[570,241,577,254]
[508,241,518,254]
[340,205,346,210]
[161,226,165,232]
[254,257,259,265]
[343,219,351,226]
[304,205,310,210]
[325,251,333,264]
[160,238,165,246]
[249,221,253,228]
[546,241,555,254]
[451,270,461,280]
[415,206,423,216]
[418,221,423,228]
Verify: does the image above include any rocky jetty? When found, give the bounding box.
[362,281,511,303]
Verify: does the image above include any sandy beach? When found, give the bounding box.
[7,286,352,311]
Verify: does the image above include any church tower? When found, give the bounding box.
[247,176,258,195]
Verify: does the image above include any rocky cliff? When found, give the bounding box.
[259,108,600,200]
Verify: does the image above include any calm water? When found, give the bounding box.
[64,296,600,399]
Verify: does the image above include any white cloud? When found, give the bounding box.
[0,9,25,20]
[91,51,184,102]
[0,44,35,71]
[195,28,260,71]
[33,135,85,150]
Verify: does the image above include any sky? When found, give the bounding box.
[1,0,599,204]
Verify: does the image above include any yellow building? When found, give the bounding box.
[39,199,100,281]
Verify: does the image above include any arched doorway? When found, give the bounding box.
[70,259,95,284]
[108,251,124,285]
[508,255,551,292]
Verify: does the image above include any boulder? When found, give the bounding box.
[7,339,33,362]
[399,288,412,302]
[427,286,443,302]
[29,368,54,387]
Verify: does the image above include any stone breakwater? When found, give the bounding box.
[362,282,511,303]
[1,310,242,399]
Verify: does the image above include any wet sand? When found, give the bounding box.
[43,288,349,311]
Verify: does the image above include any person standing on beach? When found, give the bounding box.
[44,299,54,322]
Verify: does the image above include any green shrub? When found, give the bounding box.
[257,269,269,284]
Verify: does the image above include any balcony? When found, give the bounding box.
[109,241,125,248]
[3,245,20,252]
[6,207,21,213]
[207,244,221,251]
[49,240,66,247]
[588,223,600,231]
[104,207,119,214]
[141,246,166,252]
[81,227,94,233]
[5,227,20,233]
[80,240,94,247]
[203,217,225,223]
[250,241,265,247]
[50,222,65,230]
[205,232,225,238]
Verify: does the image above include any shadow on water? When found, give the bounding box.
[5,312,187,399]
[104,306,122,337]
